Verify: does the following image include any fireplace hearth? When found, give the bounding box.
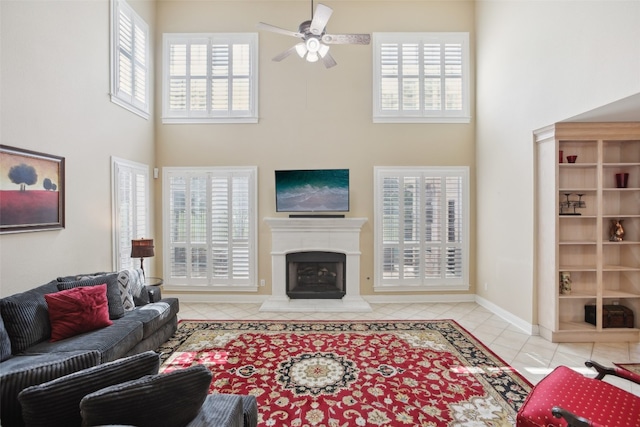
[287,252,346,299]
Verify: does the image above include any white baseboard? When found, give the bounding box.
[363,294,476,304]
[475,295,538,336]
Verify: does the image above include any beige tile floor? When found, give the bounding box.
[179,301,640,397]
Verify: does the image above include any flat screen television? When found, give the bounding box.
[275,169,349,213]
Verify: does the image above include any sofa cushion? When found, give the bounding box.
[80,365,212,427]
[0,280,59,353]
[121,298,179,339]
[25,317,143,363]
[0,312,11,362]
[45,284,112,342]
[18,350,159,427]
[1,350,101,427]
[57,273,124,320]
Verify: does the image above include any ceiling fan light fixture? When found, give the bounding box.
[306,37,321,53]
[295,42,307,58]
[318,43,330,58]
[306,51,319,62]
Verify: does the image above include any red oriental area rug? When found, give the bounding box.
[157,320,532,427]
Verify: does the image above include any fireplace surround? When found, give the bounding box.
[261,217,371,312]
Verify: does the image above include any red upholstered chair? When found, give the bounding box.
[516,360,640,427]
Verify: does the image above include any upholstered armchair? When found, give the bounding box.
[517,360,640,427]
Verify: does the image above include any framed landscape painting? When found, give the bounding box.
[0,145,65,233]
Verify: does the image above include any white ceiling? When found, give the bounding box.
[563,92,640,122]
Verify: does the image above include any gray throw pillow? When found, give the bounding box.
[80,365,212,427]
[0,280,58,352]
[18,351,160,427]
[57,273,124,319]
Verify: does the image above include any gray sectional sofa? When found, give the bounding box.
[0,269,179,426]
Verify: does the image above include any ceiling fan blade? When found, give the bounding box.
[257,22,302,38]
[310,3,333,35]
[322,34,371,45]
[272,45,298,62]
[320,51,337,69]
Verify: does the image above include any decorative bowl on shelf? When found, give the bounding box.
[567,155,578,163]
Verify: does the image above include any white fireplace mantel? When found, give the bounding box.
[260,217,372,312]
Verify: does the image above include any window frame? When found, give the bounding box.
[373,166,470,291]
[111,157,150,271]
[372,32,470,124]
[162,166,258,291]
[110,0,150,119]
[162,33,259,124]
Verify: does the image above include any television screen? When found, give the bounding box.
[275,169,349,213]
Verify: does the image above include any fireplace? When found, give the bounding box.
[262,217,371,312]
[287,251,346,299]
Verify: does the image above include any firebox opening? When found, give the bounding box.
[286,251,346,299]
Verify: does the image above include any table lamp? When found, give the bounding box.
[131,238,154,276]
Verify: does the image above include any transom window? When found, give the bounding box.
[110,0,150,119]
[373,33,470,123]
[163,167,257,290]
[374,166,469,291]
[162,33,258,124]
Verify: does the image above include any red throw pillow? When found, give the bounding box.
[45,284,113,342]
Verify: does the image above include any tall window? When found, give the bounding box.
[374,167,469,291]
[162,33,258,123]
[373,33,470,123]
[112,157,149,271]
[110,0,150,119]
[163,167,257,290]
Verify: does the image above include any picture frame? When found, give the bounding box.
[0,145,65,233]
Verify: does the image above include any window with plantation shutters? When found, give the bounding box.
[373,33,470,123]
[374,167,469,291]
[112,157,150,271]
[163,33,258,124]
[110,0,149,119]
[163,167,257,290]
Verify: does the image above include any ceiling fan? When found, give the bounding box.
[257,1,371,68]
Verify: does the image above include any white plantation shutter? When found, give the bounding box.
[373,33,469,123]
[374,167,469,290]
[163,33,258,123]
[110,0,149,119]
[163,167,257,289]
[112,158,149,271]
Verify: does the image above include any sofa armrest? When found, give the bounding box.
[144,285,162,303]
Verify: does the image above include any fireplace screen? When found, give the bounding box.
[286,251,346,299]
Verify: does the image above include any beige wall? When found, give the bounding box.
[0,0,156,296]
[475,1,640,326]
[154,0,477,297]
[3,0,636,333]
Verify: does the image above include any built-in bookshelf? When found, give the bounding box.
[535,122,640,342]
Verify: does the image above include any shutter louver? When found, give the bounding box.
[374,33,468,122]
[165,169,255,287]
[377,168,467,288]
[113,159,149,271]
[112,0,148,117]
[164,34,257,121]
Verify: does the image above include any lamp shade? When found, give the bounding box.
[131,238,155,258]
